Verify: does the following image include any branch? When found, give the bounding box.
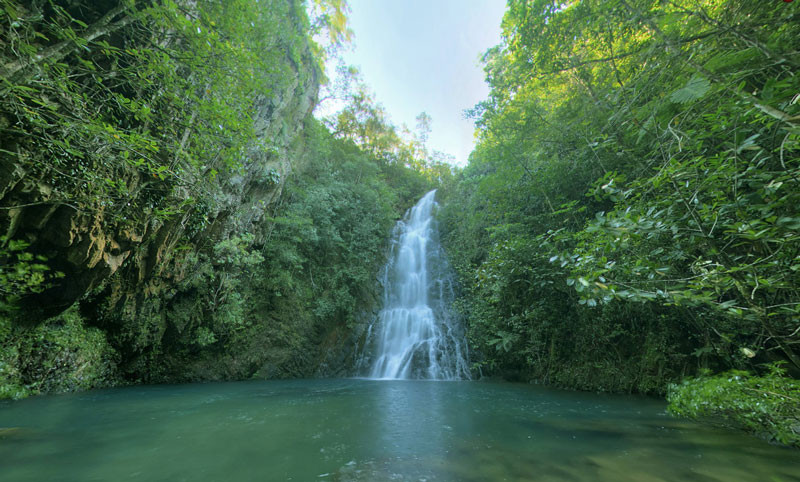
[667,0,799,69]
[619,0,797,127]
[531,30,718,78]
[2,4,136,82]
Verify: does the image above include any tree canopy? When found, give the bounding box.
[441,0,799,443]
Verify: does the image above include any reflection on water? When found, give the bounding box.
[0,379,797,481]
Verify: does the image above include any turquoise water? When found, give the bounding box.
[0,379,797,481]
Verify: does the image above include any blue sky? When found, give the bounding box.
[322,0,507,166]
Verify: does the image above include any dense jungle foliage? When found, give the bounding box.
[439,0,800,445]
[0,0,435,399]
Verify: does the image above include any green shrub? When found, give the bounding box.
[0,317,29,400]
[668,365,800,447]
[0,307,118,399]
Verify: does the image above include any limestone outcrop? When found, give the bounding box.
[0,0,320,375]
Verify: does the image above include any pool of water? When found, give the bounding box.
[0,379,797,481]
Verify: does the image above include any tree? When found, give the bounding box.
[441,0,800,400]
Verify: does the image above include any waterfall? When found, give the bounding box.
[361,190,470,380]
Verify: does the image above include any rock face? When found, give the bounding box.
[1,1,317,318]
[3,99,316,316]
[314,293,381,379]
[0,0,322,379]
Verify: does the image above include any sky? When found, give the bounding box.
[320,0,507,166]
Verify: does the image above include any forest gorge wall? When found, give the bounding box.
[1,0,317,320]
[0,0,371,394]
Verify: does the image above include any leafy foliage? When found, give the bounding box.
[440,0,800,446]
[668,364,800,447]
[320,64,460,185]
[121,119,433,382]
[1,0,308,221]
[0,0,439,395]
[0,236,61,314]
[1,306,118,399]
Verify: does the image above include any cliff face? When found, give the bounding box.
[1,1,318,319]
[0,0,323,384]
[0,1,428,396]
[85,61,320,380]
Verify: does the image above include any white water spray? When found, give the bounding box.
[362,190,470,380]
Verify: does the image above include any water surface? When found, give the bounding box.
[0,379,797,481]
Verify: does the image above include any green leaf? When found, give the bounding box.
[670,75,711,104]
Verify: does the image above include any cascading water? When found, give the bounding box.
[360,189,470,380]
